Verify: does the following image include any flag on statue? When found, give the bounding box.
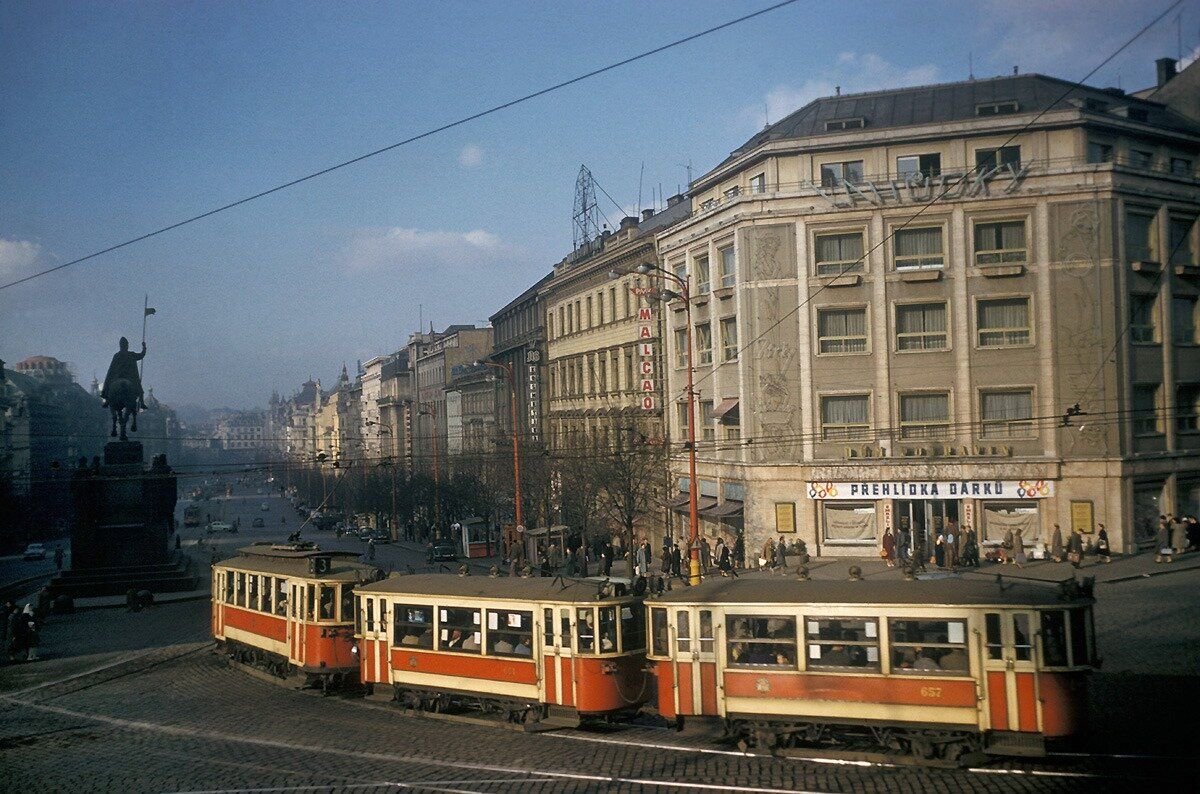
[144,307,156,316]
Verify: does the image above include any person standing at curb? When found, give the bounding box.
[1096,524,1112,563]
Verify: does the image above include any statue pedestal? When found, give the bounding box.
[104,440,143,466]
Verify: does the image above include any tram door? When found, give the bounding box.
[287,583,305,664]
[540,607,576,707]
[982,610,1041,733]
[671,608,719,716]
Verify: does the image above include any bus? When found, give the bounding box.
[184,504,202,528]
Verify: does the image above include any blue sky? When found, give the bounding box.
[2,0,1197,409]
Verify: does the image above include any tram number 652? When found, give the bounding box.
[919,686,943,699]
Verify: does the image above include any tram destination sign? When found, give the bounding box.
[806,480,1053,501]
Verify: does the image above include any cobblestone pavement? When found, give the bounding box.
[0,605,1186,793]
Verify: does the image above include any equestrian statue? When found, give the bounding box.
[101,337,147,441]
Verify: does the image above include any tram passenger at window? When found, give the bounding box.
[912,647,940,671]
[822,643,852,667]
[319,589,335,620]
[462,632,480,651]
[445,629,464,650]
[400,632,420,646]
[514,636,532,656]
[493,635,514,654]
[939,645,968,672]
[578,612,595,652]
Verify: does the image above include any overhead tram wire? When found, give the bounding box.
[0,0,802,293]
[664,0,1188,408]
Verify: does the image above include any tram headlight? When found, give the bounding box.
[351,644,359,655]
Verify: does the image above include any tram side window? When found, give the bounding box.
[1012,614,1032,661]
[365,598,375,632]
[805,618,878,671]
[699,610,714,654]
[1069,608,1092,666]
[650,608,669,657]
[276,578,287,616]
[620,604,645,652]
[340,585,355,623]
[236,573,246,608]
[394,604,433,648]
[1040,611,1068,666]
[728,615,797,668]
[889,619,969,673]
[248,575,259,612]
[306,584,316,621]
[560,608,572,649]
[318,585,335,620]
[261,577,274,615]
[440,607,481,653]
[487,609,533,657]
[577,608,596,653]
[544,608,554,648]
[985,613,1002,660]
[598,607,617,652]
[224,572,234,604]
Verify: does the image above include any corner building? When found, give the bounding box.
[657,64,1200,557]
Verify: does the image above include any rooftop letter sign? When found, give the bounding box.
[816,162,1033,209]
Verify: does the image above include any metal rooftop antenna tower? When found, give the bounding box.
[572,165,601,250]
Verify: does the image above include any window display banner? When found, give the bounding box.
[806,480,1053,500]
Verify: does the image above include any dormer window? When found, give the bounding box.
[1083,98,1108,112]
[976,101,1019,116]
[825,118,865,131]
[1127,107,1149,122]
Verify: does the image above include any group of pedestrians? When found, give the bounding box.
[1155,513,1199,563]
[4,599,39,663]
[880,523,981,571]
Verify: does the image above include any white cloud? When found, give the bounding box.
[342,227,520,272]
[739,52,939,133]
[458,144,484,167]
[0,237,42,277]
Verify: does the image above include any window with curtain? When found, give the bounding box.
[821,395,870,440]
[1130,294,1159,343]
[817,307,868,353]
[981,390,1034,437]
[820,160,864,188]
[701,400,715,441]
[720,317,738,361]
[674,329,688,369]
[977,297,1031,347]
[696,256,711,294]
[750,173,766,194]
[896,153,941,179]
[815,232,865,276]
[894,227,944,270]
[982,502,1039,544]
[1125,211,1157,262]
[896,303,947,350]
[674,261,688,286]
[1169,216,1196,266]
[719,246,736,288]
[974,220,1027,265]
[1133,384,1162,434]
[1177,384,1200,432]
[823,503,877,542]
[1173,296,1197,344]
[696,324,713,365]
[899,393,950,438]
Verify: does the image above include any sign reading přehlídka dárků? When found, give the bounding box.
[806,480,1053,501]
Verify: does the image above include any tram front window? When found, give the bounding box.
[650,608,668,656]
[1040,611,1068,667]
[1012,614,1033,661]
[340,585,355,622]
[620,604,645,652]
[319,586,336,620]
[577,608,596,653]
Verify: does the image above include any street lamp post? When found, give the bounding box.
[409,401,441,536]
[478,360,523,534]
[365,419,398,540]
[611,262,702,585]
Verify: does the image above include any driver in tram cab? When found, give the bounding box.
[578,612,596,651]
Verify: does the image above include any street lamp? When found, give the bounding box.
[610,261,701,586]
[408,400,441,535]
[365,419,398,541]
[477,359,523,534]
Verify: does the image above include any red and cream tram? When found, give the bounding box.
[355,573,650,725]
[647,575,1096,760]
[212,543,381,690]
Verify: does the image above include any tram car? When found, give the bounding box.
[646,575,1096,761]
[212,542,382,691]
[355,573,650,726]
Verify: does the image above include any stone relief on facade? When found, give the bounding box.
[1051,201,1113,457]
[744,224,794,282]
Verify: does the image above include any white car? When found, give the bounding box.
[260,503,270,511]
[23,543,47,561]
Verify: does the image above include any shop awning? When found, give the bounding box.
[713,398,740,421]
[700,500,744,518]
[671,496,718,514]
[666,494,690,509]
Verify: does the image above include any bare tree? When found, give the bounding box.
[586,426,666,572]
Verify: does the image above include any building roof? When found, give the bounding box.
[650,572,1091,608]
[715,73,1200,176]
[490,272,554,322]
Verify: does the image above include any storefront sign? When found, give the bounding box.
[806,480,1054,501]
[638,305,656,410]
[775,502,796,533]
[1070,500,1094,534]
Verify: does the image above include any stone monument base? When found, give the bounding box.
[49,557,198,599]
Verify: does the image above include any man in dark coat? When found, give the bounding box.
[101,337,147,410]
[670,542,682,579]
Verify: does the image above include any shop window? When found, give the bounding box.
[899,392,950,439]
[1040,610,1068,666]
[1173,297,1198,344]
[650,607,669,656]
[487,609,533,657]
[889,619,969,673]
[896,153,941,179]
[896,302,947,350]
[981,390,1034,438]
[1130,294,1159,343]
[806,617,880,671]
[727,615,797,667]
[1133,384,1162,435]
[815,232,865,276]
[820,160,864,188]
[894,227,944,270]
[823,501,876,542]
[394,605,434,648]
[974,220,1027,265]
[817,307,868,353]
[982,502,1039,544]
[820,394,870,440]
[439,606,482,653]
[977,297,1031,347]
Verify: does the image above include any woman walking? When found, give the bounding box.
[882,527,896,568]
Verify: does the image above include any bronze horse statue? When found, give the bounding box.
[105,377,140,441]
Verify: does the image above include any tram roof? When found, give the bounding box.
[357,573,633,603]
[648,573,1092,608]
[218,543,379,581]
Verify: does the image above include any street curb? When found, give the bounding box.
[1103,562,1200,584]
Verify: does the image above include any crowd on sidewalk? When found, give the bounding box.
[3,585,52,664]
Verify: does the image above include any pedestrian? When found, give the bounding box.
[634,542,647,578]
[539,549,551,577]
[603,541,614,577]
[734,529,745,570]
[700,537,711,572]
[54,544,64,571]
[934,531,946,568]
[962,526,980,567]
[23,605,39,661]
[1066,527,1084,568]
[1049,524,1064,563]
[944,527,957,569]
[897,526,910,564]
[777,535,788,568]
[1001,527,1015,565]
[1096,523,1112,563]
[2,600,16,663]
[1014,527,1028,567]
[882,527,896,568]
[35,586,52,624]
[1170,514,1188,555]
[426,541,435,565]
[660,543,671,577]
[911,532,927,573]
[793,538,810,566]
[368,539,376,561]
[8,605,28,662]
[761,538,775,570]
[564,546,577,576]
[717,538,736,577]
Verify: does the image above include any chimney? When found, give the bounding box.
[1156,57,1177,88]
[667,193,685,207]
[642,208,654,221]
[619,215,638,232]
[835,85,841,96]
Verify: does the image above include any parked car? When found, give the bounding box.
[251,517,265,528]
[206,521,235,534]
[260,502,270,511]
[23,543,46,561]
[367,530,391,544]
[432,542,458,562]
